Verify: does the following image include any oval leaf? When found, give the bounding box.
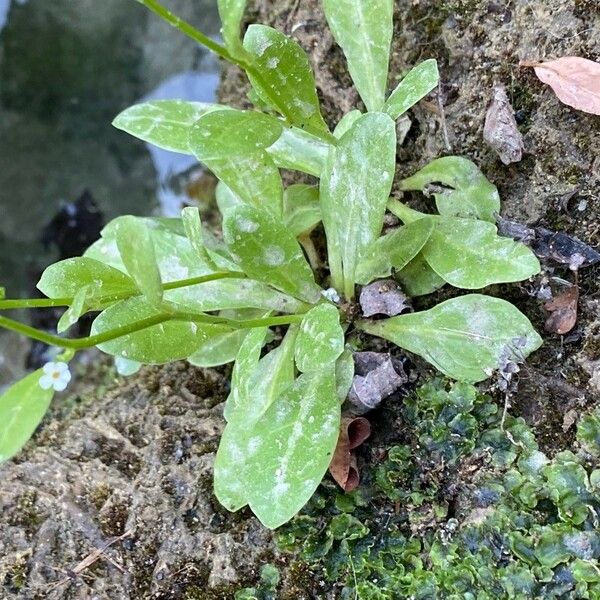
[215,328,298,510]
[524,57,600,116]
[396,253,446,297]
[323,0,394,112]
[245,370,340,528]
[115,216,163,308]
[223,205,321,303]
[112,100,227,153]
[422,217,541,289]
[92,297,228,364]
[266,126,330,177]
[189,109,284,215]
[0,370,54,463]
[356,218,435,285]
[359,294,542,382]
[244,24,329,135]
[384,59,440,119]
[188,309,270,368]
[283,184,321,237]
[320,112,396,296]
[85,217,219,282]
[400,157,500,222]
[295,303,344,373]
[165,278,305,314]
[37,257,136,300]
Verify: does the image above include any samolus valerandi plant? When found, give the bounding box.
[0,0,543,528]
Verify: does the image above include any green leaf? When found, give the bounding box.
[295,303,344,373]
[215,328,298,509]
[359,294,542,382]
[223,205,321,303]
[57,285,91,333]
[91,297,229,364]
[283,184,321,237]
[115,216,163,308]
[112,100,227,153]
[188,309,270,368]
[215,181,243,215]
[0,370,54,463]
[323,0,394,112]
[189,109,284,215]
[85,217,219,282]
[395,254,446,297]
[422,217,541,289]
[223,324,273,422]
[334,110,362,138]
[165,278,306,314]
[181,206,220,270]
[320,112,396,297]
[384,59,439,119]
[577,410,600,457]
[335,348,355,403]
[244,25,329,135]
[217,0,248,59]
[245,369,340,528]
[400,157,500,222]
[267,126,330,177]
[355,218,435,285]
[37,257,136,301]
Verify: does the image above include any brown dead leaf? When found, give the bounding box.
[521,57,600,116]
[347,352,409,414]
[329,417,371,492]
[359,279,410,317]
[483,85,524,165]
[544,285,579,335]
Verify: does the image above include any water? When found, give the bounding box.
[0,0,221,383]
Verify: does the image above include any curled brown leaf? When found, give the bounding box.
[521,57,600,116]
[544,285,579,335]
[328,416,371,492]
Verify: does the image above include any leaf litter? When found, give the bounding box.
[328,416,371,492]
[521,56,600,116]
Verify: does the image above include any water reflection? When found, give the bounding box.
[143,70,219,215]
[0,0,221,383]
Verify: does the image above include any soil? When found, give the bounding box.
[1,1,599,598]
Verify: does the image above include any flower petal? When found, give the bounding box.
[42,362,57,375]
[53,379,68,392]
[39,374,54,390]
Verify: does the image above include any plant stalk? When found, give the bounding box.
[0,311,304,351]
[135,0,335,144]
[386,199,424,224]
[0,272,243,311]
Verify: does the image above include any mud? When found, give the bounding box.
[1,1,599,598]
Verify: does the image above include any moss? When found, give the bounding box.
[276,380,600,598]
[88,483,112,511]
[1,552,29,593]
[9,490,43,529]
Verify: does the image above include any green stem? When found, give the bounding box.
[0,311,304,351]
[387,199,424,224]
[0,272,242,311]
[136,0,235,62]
[135,0,335,144]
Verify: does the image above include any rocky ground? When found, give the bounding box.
[1,0,599,598]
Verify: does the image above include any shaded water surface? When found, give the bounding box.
[0,0,221,383]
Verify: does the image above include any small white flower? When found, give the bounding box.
[39,361,71,392]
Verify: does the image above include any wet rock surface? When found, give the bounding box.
[0,0,599,598]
